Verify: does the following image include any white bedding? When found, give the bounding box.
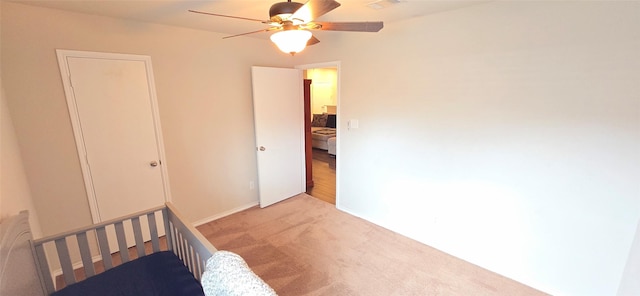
[201,251,277,296]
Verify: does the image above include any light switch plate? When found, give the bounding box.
[348,119,359,129]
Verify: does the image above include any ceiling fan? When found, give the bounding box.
[189,0,383,55]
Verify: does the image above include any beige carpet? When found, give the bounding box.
[196,194,547,296]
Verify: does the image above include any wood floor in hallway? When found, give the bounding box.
[306,148,336,205]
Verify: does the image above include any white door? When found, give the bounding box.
[251,66,306,207]
[57,50,169,250]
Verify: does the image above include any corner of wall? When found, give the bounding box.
[617,219,640,295]
[0,81,43,238]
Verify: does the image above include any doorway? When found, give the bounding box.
[297,63,340,205]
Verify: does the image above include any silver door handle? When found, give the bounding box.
[259,146,266,151]
[150,161,158,167]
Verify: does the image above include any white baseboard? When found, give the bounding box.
[193,202,258,227]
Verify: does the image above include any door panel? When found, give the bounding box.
[59,51,168,251]
[251,66,305,207]
[68,57,166,220]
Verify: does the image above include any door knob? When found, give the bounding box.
[259,146,266,151]
[150,161,158,167]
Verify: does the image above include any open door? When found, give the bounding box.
[251,66,305,207]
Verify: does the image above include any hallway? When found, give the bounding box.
[306,148,336,205]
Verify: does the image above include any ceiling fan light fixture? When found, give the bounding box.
[270,29,312,55]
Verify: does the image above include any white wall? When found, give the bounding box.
[0,2,294,237]
[305,67,338,115]
[0,82,42,238]
[298,1,640,295]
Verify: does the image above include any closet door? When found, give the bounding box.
[58,50,169,250]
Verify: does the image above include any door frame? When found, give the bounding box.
[295,61,341,206]
[56,49,172,223]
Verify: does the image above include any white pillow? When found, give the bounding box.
[201,250,277,296]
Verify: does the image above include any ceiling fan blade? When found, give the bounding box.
[307,35,320,46]
[290,0,341,23]
[314,21,383,32]
[222,28,277,39]
[188,10,270,24]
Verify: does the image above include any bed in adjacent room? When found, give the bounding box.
[311,113,337,153]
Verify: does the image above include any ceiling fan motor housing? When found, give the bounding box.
[269,1,304,19]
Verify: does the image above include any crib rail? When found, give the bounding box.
[32,203,217,294]
[165,202,217,281]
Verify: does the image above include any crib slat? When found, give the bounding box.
[187,244,195,274]
[184,235,194,273]
[184,240,193,272]
[35,244,56,294]
[173,224,180,253]
[170,223,179,256]
[147,212,160,252]
[196,252,204,280]
[176,230,185,262]
[179,233,186,262]
[173,228,182,260]
[114,222,129,263]
[131,217,146,258]
[55,238,76,285]
[193,251,201,280]
[162,208,173,251]
[96,226,113,270]
[173,228,181,258]
[191,245,197,275]
[194,247,201,277]
[76,232,95,277]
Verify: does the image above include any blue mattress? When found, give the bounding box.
[52,251,204,296]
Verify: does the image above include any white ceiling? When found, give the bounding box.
[10,0,486,39]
